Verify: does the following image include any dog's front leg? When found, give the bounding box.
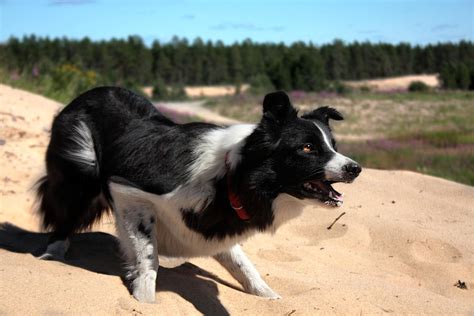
[214,244,281,299]
[115,207,158,303]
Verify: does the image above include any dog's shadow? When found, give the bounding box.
[0,222,235,315]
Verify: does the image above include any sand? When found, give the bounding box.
[0,84,473,315]
[156,100,240,125]
[142,84,250,99]
[345,74,440,91]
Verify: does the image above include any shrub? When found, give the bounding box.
[335,81,352,94]
[46,64,99,102]
[249,74,275,95]
[359,85,371,93]
[168,84,187,100]
[327,81,352,95]
[408,81,430,92]
[152,77,169,100]
[439,64,457,89]
[440,62,472,90]
[456,63,470,90]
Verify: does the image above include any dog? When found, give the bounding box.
[36,88,361,302]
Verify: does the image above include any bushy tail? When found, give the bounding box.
[36,171,110,240]
[36,120,110,240]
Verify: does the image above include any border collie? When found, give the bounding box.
[36,88,361,302]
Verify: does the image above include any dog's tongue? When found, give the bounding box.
[313,181,344,202]
[329,189,344,202]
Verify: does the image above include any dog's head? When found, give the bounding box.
[240,91,361,207]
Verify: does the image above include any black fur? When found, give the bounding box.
[37,87,360,243]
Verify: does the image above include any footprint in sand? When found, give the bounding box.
[290,223,349,246]
[257,248,301,262]
[411,238,462,263]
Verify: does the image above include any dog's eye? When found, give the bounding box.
[303,143,313,153]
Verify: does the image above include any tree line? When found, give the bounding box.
[1,35,473,92]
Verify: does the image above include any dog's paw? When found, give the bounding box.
[248,283,281,300]
[132,271,157,303]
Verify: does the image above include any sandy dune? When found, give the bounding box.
[345,74,440,91]
[0,84,473,314]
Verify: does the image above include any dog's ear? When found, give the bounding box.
[302,106,344,124]
[262,91,297,124]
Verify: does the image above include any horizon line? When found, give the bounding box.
[1,34,472,48]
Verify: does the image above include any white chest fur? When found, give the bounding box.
[109,182,257,257]
[109,183,306,258]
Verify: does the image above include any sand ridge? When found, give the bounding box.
[344,74,440,91]
[0,84,473,314]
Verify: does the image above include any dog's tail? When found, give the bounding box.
[36,118,111,242]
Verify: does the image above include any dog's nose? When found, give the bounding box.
[344,163,362,177]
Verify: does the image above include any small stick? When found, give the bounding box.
[327,212,346,230]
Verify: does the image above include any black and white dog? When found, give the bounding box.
[36,88,361,302]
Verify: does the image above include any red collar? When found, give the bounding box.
[224,152,251,221]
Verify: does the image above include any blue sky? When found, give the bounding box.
[1,0,472,45]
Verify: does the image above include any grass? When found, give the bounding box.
[351,127,474,185]
[339,138,474,185]
[349,90,474,102]
[205,90,474,186]
[2,71,472,185]
[398,130,474,148]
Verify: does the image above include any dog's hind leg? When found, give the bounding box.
[214,244,281,299]
[114,204,158,303]
[37,119,108,260]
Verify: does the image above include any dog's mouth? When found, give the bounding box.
[293,180,344,207]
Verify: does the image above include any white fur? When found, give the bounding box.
[112,189,159,303]
[64,121,97,168]
[182,124,256,212]
[189,124,256,182]
[109,181,307,302]
[110,182,259,258]
[109,184,308,303]
[313,122,355,180]
[214,245,280,299]
[110,181,281,303]
[324,152,355,180]
[108,123,309,303]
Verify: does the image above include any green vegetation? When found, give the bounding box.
[151,77,187,101]
[439,62,474,90]
[205,90,474,185]
[0,65,100,104]
[248,74,275,95]
[349,90,474,102]
[1,36,473,101]
[1,35,472,184]
[408,81,430,92]
[341,140,474,185]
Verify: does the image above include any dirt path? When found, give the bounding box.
[156,100,241,125]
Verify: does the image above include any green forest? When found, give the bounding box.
[1,35,473,101]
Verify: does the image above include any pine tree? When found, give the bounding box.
[456,63,470,90]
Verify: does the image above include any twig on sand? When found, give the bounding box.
[327,212,346,230]
[454,280,467,289]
